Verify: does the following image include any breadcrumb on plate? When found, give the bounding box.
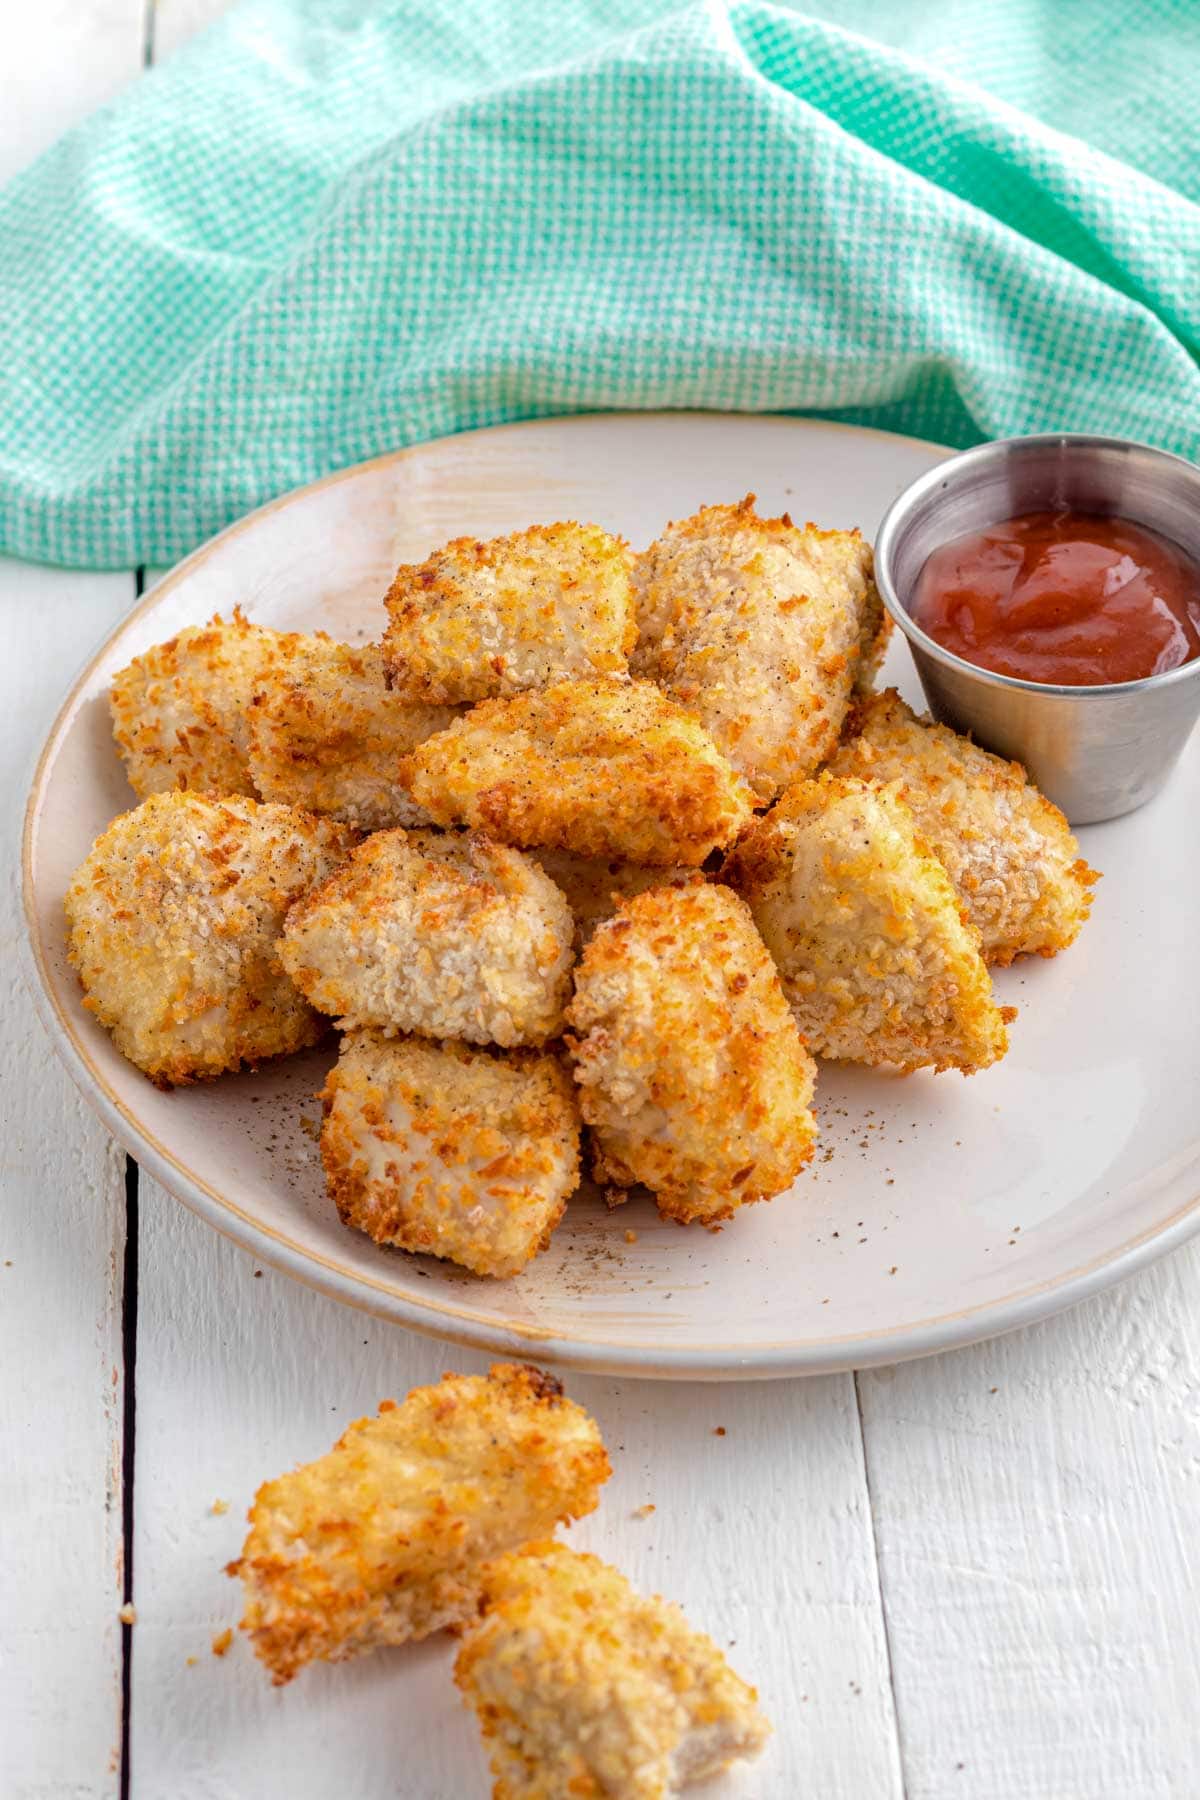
[723,774,1008,1074]
[246,634,457,830]
[109,609,281,799]
[234,1364,609,1684]
[320,1031,581,1277]
[828,690,1099,964]
[383,521,635,704]
[404,678,753,866]
[281,829,575,1046]
[529,848,692,947]
[455,1541,771,1799]
[64,791,356,1086]
[566,881,817,1223]
[631,495,886,802]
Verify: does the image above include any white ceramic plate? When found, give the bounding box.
[21,414,1200,1378]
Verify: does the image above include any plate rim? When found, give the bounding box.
[21,409,1200,1379]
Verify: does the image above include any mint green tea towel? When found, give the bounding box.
[1,0,1197,570]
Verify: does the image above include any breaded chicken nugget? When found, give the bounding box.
[281,829,574,1046]
[631,495,886,802]
[828,690,1099,964]
[404,679,753,866]
[723,774,1008,1074]
[455,1541,771,1799]
[234,1364,610,1685]
[65,792,356,1086]
[246,634,457,830]
[530,848,692,947]
[109,609,280,798]
[320,1031,581,1276]
[565,881,817,1223]
[383,521,635,704]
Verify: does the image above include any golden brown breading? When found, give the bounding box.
[828,690,1099,964]
[246,634,457,830]
[455,1541,771,1799]
[383,521,636,704]
[529,848,692,947]
[565,881,817,1223]
[724,774,1009,1074]
[631,495,885,802]
[64,792,356,1085]
[320,1031,581,1276]
[404,679,753,867]
[234,1365,610,1685]
[109,609,280,798]
[281,829,575,1046]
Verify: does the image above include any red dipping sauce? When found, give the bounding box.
[912,510,1200,687]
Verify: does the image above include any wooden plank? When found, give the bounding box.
[858,1246,1200,1799]
[3,2,148,182]
[130,1182,904,1797]
[2,563,137,1796]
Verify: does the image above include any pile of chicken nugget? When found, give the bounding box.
[66,494,1099,1282]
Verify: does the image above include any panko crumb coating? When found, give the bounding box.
[631,495,886,802]
[109,608,280,798]
[566,881,818,1223]
[829,690,1099,964]
[233,1364,610,1685]
[64,791,356,1086]
[281,829,575,1046]
[246,634,457,830]
[404,678,754,867]
[455,1541,772,1799]
[320,1031,581,1276]
[724,774,1008,1075]
[383,521,636,704]
[530,848,693,947]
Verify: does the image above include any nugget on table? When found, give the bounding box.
[321,1031,581,1276]
[109,608,281,798]
[383,521,635,703]
[455,1541,771,1799]
[404,678,753,866]
[566,881,817,1223]
[234,1364,610,1685]
[828,689,1098,964]
[530,847,692,947]
[246,634,457,830]
[724,774,1008,1074]
[281,828,575,1046]
[64,791,356,1085]
[632,495,886,802]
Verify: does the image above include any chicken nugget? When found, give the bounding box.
[109,609,280,798]
[530,847,692,946]
[723,774,1008,1074]
[65,791,356,1085]
[234,1363,610,1685]
[320,1031,580,1276]
[828,690,1099,964]
[281,829,574,1046]
[246,634,457,830]
[404,678,753,866]
[566,881,817,1223]
[383,521,635,704]
[631,495,885,802]
[455,1541,771,1799]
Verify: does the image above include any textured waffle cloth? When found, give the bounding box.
[1,0,1197,567]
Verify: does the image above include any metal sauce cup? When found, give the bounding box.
[873,434,1200,824]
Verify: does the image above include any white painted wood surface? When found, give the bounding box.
[5,6,1200,1797]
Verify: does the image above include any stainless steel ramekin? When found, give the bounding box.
[873,434,1200,824]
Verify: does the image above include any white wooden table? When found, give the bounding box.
[5,9,1199,1796]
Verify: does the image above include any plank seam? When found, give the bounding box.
[854,1369,910,1800]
